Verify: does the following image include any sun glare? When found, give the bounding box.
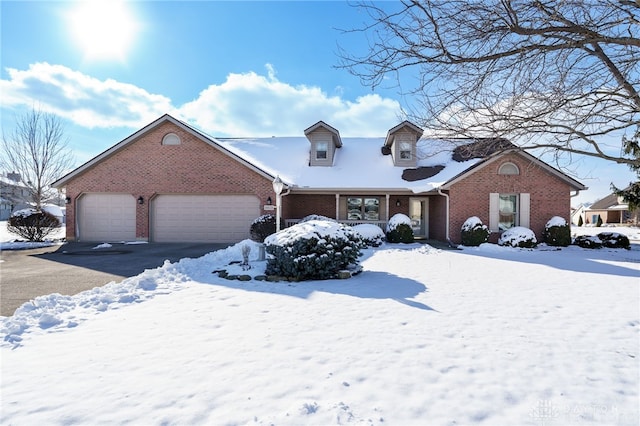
[69,1,138,62]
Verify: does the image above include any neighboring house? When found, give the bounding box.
[52,114,586,244]
[0,172,31,220]
[570,204,587,226]
[586,189,638,225]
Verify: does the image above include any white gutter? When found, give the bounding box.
[437,187,452,245]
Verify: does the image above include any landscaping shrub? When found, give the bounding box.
[264,220,362,280]
[460,216,489,246]
[596,215,603,227]
[249,214,282,243]
[386,213,414,243]
[573,232,630,250]
[598,232,631,249]
[577,215,583,227]
[352,223,385,247]
[7,208,61,242]
[498,226,537,248]
[542,216,571,247]
[299,214,337,223]
[573,235,602,249]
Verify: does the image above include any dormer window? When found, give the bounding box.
[383,121,424,167]
[316,142,328,160]
[304,121,342,167]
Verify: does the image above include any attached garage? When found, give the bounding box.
[77,193,136,242]
[151,195,260,243]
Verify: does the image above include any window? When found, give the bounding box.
[498,162,519,175]
[399,142,412,160]
[347,197,379,220]
[489,192,530,232]
[316,142,328,160]
[162,133,181,145]
[499,194,518,230]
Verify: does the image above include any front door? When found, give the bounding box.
[409,198,429,238]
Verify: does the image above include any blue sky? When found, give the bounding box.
[0,0,635,205]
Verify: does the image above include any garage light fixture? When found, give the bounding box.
[137,196,144,205]
[65,197,71,204]
[266,196,272,205]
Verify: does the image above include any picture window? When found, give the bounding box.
[347,197,380,221]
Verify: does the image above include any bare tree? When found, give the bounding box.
[339,0,640,169]
[1,108,75,209]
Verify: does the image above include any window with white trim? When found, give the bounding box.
[162,133,181,145]
[347,197,380,220]
[399,141,412,160]
[498,162,519,175]
[499,194,518,230]
[316,141,328,160]
[489,192,530,232]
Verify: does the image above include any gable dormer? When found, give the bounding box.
[383,121,424,167]
[304,121,342,166]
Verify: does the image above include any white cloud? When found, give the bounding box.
[0,62,175,129]
[1,62,404,137]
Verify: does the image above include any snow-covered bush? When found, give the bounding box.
[299,214,337,223]
[542,216,571,247]
[7,208,61,242]
[498,226,537,248]
[352,223,385,247]
[460,216,489,246]
[574,232,630,250]
[249,214,282,243]
[386,213,414,243]
[264,220,362,280]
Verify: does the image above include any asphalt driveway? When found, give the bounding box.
[0,242,229,317]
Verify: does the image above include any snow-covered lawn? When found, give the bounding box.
[1,223,639,425]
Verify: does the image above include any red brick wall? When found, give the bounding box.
[284,194,336,219]
[65,122,274,240]
[447,153,571,243]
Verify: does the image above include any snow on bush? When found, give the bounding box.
[574,232,630,250]
[249,214,280,243]
[7,209,61,242]
[352,223,385,247]
[299,214,337,223]
[460,216,489,246]
[386,213,414,243]
[543,216,571,247]
[264,220,362,280]
[498,226,537,248]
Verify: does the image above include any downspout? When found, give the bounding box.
[437,187,456,247]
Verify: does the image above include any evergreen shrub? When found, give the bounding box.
[386,213,414,243]
[460,216,489,246]
[498,226,537,248]
[264,220,362,280]
[542,216,571,247]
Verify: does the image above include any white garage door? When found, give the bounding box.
[78,193,136,242]
[152,195,260,243]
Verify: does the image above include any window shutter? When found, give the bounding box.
[489,193,499,232]
[519,193,530,228]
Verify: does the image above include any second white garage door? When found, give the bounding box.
[152,195,260,243]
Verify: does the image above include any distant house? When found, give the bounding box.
[586,189,638,225]
[570,204,587,225]
[52,114,586,244]
[0,173,31,220]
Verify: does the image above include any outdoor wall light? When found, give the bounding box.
[266,196,272,205]
[396,199,401,207]
[65,197,71,204]
[138,196,144,205]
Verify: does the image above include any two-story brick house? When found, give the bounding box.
[52,114,586,244]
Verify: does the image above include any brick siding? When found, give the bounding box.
[65,122,274,240]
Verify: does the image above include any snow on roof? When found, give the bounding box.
[217,137,480,193]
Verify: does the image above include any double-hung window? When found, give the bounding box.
[399,142,412,160]
[316,142,328,160]
[490,193,530,232]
